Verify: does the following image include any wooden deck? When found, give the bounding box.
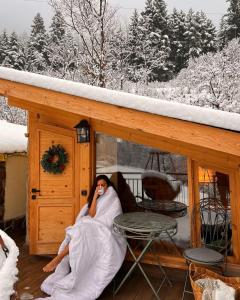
[14,234,194,300]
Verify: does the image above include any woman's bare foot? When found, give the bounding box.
[43,256,61,272]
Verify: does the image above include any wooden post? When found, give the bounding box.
[187,158,200,247]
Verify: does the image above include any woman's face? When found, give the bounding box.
[97,179,108,194]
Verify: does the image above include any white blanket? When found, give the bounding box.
[196,278,235,300]
[36,187,126,300]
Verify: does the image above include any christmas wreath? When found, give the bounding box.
[40,144,68,174]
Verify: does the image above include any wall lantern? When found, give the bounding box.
[74,120,90,143]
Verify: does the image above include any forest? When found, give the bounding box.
[0,0,240,125]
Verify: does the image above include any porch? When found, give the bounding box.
[15,233,194,300]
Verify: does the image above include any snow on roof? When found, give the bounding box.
[0,120,27,154]
[0,67,239,132]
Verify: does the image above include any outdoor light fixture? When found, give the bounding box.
[74,119,90,143]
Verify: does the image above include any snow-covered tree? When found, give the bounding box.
[121,39,240,114]
[195,11,216,54]
[49,10,65,45]
[3,32,25,70]
[125,10,142,82]
[219,0,240,47]
[26,13,49,72]
[49,0,118,87]
[0,31,9,65]
[152,0,169,34]
[108,25,129,89]
[183,10,216,60]
[171,38,240,113]
[45,10,78,79]
[46,31,79,80]
[0,96,27,125]
[135,0,173,82]
[168,9,188,73]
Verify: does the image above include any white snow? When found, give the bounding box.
[0,229,19,300]
[0,67,240,132]
[0,120,27,154]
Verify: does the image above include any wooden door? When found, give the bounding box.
[29,123,80,255]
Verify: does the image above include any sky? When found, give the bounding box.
[0,0,228,34]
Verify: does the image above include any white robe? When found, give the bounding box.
[36,187,126,300]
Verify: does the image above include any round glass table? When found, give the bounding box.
[113,212,178,299]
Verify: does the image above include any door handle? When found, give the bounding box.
[81,190,88,196]
[32,188,40,193]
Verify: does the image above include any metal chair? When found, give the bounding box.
[181,197,231,299]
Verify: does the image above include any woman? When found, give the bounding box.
[37,175,126,300]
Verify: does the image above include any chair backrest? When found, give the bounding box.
[110,172,137,213]
[197,197,231,255]
[142,170,181,201]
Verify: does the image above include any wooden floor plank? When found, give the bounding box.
[11,233,193,300]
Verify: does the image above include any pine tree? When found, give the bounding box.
[47,10,70,74]
[168,9,188,73]
[183,10,216,61]
[152,0,173,80]
[125,10,142,82]
[136,0,173,82]
[219,0,240,47]
[49,10,65,45]
[152,0,168,34]
[0,30,9,65]
[198,12,216,54]
[3,32,25,70]
[26,13,49,72]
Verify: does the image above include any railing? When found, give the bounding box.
[97,171,189,206]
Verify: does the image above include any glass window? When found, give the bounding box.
[197,167,232,255]
[96,132,190,254]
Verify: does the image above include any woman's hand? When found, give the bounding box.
[94,186,100,198]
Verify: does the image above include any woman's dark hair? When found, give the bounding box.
[87,174,114,208]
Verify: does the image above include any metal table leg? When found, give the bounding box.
[151,242,173,289]
[114,239,161,300]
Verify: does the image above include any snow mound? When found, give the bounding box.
[0,229,19,300]
[0,120,27,154]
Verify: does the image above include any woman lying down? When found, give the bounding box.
[36,175,126,300]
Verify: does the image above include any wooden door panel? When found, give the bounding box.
[38,205,73,242]
[39,130,74,198]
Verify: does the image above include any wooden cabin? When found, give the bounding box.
[0,120,27,228]
[0,67,240,271]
